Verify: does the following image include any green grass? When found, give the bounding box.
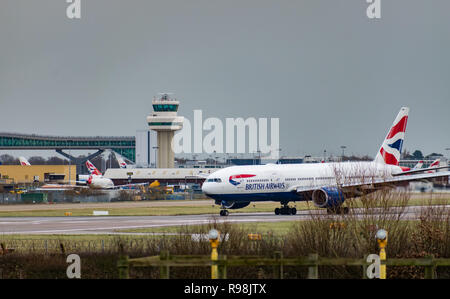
[116,221,298,235]
[0,234,159,253]
[0,234,122,242]
[0,202,309,217]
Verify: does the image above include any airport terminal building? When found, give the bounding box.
[103,167,218,186]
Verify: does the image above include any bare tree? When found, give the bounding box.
[0,154,19,165]
[47,156,68,165]
[28,156,46,165]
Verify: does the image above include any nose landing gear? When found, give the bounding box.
[274,204,297,215]
[219,209,229,216]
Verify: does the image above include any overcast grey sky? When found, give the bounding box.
[1,0,449,159]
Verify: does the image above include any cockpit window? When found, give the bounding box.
[207,178,222,183]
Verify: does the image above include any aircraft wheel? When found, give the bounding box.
[275,208,280,215]
[220,210,229,217]
[342,207,349,214]
[291,207,297,215]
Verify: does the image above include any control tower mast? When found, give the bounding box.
[146,93,184,168]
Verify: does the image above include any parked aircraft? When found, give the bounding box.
[202,107,450,216]
[84,160,147,189]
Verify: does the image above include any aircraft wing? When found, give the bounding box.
[392,165,449,176]
[36,185,90,191]
[109,182,150,190]
[289,170,450,197]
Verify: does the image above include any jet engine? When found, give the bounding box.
[311,187,345,209]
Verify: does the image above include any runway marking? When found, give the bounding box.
[0,217,293,234]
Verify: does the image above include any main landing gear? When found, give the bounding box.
[219,209,229,217]
[274,204,297,215]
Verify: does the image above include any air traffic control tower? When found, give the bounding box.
[146,93,184,168]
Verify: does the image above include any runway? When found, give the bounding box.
[1,205,448,235]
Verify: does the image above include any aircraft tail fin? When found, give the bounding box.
[430,159,440,168]
[413,160,424,170]
[374,107,409,166]
[19,156,31,166]
[116,155,128,169]
[85,160,102,176]
[427,159,441,173]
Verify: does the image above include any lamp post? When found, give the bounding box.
[445,148,450,186]
[376,229,388,279]
[152,146,159,168]
[68,149,71,184]
[341,146,347,162]
[209,229,220,279]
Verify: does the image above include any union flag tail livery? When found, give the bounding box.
[19,156,31,166]
[430,159,440,168]
[374,107,409,166]
[86,160,102,176]
[116,155,128,169]
[413,160,424,170]
[427,159,441,173]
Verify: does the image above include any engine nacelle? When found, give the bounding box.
[216,200,251,210]
[312,187,345,209]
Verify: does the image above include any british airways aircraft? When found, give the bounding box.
[84,160,148,189]
[202,107,450,216]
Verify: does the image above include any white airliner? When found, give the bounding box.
[202,107,450,216]
[84,160,147,189]
[82,160,114,189]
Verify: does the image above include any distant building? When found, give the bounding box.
[226,158,261,166]
[104,168,218,186]
[0,165,77,184]
[277,157,304,164]
[135,129,158,168]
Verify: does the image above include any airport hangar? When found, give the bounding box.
[0,165,77,185]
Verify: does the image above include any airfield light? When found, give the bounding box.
[209,229,220,279]
[376,229,388,279]
[376,229,387,241]
[209,229,219,241]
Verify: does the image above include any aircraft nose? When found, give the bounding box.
[202,182,212,194]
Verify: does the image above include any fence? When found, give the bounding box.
[117,251,450,279]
